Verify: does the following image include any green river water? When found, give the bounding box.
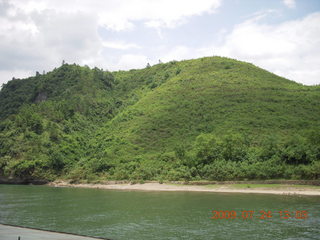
[0,184,319,240]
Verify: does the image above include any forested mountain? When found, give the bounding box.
[0,57,319,182]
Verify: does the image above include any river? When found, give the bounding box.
[0,184,319,240]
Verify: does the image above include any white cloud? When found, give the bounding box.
[111,54,150,70]
[161,46,196,62]
[211,12,320,85]
[0,0,221,85]
[102,41,141,50]
[0,6,103,85]
[283,0,296,9]
[9,0,221,31]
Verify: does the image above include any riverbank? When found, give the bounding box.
[48,181,320,196]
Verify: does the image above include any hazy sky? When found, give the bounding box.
[0,0,319,86]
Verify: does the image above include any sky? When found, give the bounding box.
[0,0,319,86]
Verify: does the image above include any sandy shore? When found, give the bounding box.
[48,181,320,196]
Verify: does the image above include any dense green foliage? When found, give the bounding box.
[0,57,319,182]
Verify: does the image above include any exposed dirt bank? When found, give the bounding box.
[48,181,320,196]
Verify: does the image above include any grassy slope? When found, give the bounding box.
[101,57,320,153]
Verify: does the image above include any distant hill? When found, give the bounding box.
[0,57,319,182]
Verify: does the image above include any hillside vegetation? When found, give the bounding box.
[0,57,319,182]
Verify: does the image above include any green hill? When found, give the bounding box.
[0,57,319,182]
